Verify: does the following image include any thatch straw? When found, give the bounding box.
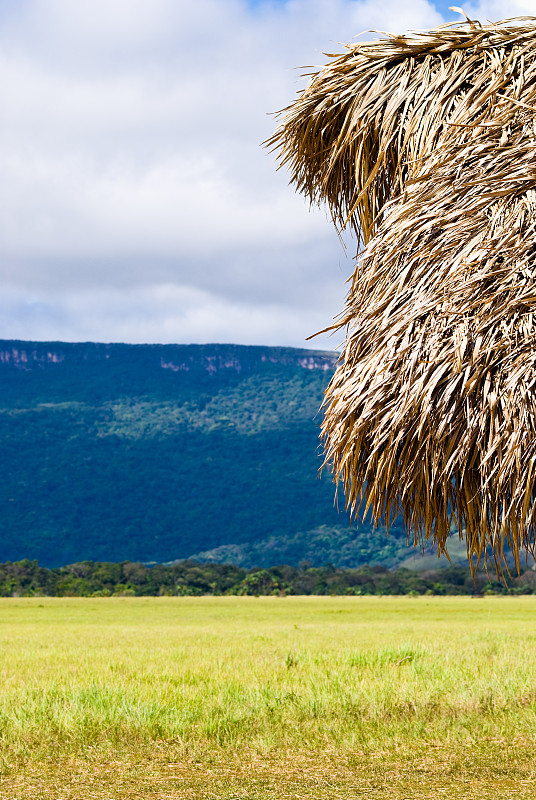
[269,16,536,571]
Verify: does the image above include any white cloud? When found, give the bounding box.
[0,283,346,350]
[1,0,521,347]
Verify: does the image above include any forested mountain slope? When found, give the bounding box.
[0,340,411,567]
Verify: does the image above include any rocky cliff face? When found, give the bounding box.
[0,340,337,374]
[158,347,336,375]
[0,346,66,367]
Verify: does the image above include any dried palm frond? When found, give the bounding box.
[269,17,536,571]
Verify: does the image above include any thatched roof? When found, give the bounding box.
[269,17,536,571]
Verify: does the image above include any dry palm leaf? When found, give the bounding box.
[269,16,536,571]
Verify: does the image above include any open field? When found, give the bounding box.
[2,596,536,798]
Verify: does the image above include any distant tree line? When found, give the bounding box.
[0,559,534,597]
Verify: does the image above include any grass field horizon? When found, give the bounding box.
[3,595,536,798]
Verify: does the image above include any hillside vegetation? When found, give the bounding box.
[0,340,416,567]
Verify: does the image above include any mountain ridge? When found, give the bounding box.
[0,339,337,372]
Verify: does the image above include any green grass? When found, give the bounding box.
[2,596,536,798]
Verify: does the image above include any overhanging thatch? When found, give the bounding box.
[269,17,536,571]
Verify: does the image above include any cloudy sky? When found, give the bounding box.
[0,0,532,349]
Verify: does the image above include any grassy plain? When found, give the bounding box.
[1,596,536,798]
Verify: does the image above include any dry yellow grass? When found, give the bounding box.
[269,17,536,571]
